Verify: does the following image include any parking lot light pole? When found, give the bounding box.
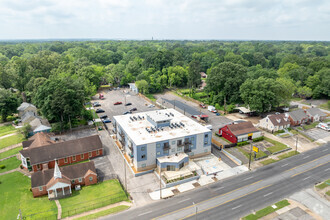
[295,135,298,153]
[248,141,253,170]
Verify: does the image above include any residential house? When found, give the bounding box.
[219,121,262,143]
[20,135,103,172]
[305,108,327,122]
[259,114,290,133]
[29,118,51,135]
[285,109,308,126]
[31,161,97,198]
[17,102,37,117]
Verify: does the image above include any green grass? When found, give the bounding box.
[145,94,156,102]
[90,109,99,119]
[264,137,288,153]
[0,146,22,160]
[273,130,285,135]
[0,125,16,137]
[280,134,291,137]
[319,102,330,111]
[303,122,319,130]
[75,205,130,220]
[85,104,92,108]
[0,133,25,150]
[326,191,330,196]
[219,136,232,144]
[60,179,129,218]
[0,172,57,220]
[237,147,267,161]
[260,159,277,165]
[316,179,330,190]
[100,85,110,88]
[277,151,299,160]
[243,200,290,220]
[0,157,21,173]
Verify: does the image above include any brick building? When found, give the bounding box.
[219,121,262,143]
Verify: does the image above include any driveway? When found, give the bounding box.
[305,128,330,140]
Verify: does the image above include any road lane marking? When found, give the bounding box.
[303,176,311,180]
[281,163,289,167]
[244,176,253,181]
[291,161,330,177]
[325,168,330,171]
[303,155,310,159]
[285,154,329,172]
[214,186,224,191]
[263,192,273,197]
[232,205,242,210]
[178,198,191,203]
[322,149,328,152]
[138,211,152,216]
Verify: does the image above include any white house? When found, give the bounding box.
[305,108,327,122]
[259,114,290,133]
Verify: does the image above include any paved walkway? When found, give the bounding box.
[0,132,16,140]
[55,200,62,220]
[0,168,19,176]
[0,154,17,162]
[63,201,132,220]
[0,143,21,153]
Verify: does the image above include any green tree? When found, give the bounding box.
[0,89,19,122]
[297,86,313,98]
[135,80,149,94]
[187,60,201,95]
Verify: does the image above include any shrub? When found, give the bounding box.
[237,141,249,146]
[215,103,221,110]
[253,136,264,142]
[0,165,6,169]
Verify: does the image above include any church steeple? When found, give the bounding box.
[54,160,62,179]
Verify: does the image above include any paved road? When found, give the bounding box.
[104,143,330,220]
[161,98,201,116]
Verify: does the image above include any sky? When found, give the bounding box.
[0,0,329,41]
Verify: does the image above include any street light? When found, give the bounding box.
[248,141,253,170]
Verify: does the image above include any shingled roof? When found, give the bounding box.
[305,108,327,117]
[227,121,259,136]
[20,135,102,165]
[31,161,96,188]
[22,132,55,149]
[288,109,308,122]
[268,114,290,126]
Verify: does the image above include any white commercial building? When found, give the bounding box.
[113,109,212,173]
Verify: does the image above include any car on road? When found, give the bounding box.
[100,115,108,119]
[102,118,111,123]
[130,107,137,111]
[123,111,132,115]
[92,102,101,107]
[199,103,206,109]
[191,115,198,119]
[125,102,132,106]
[114,102,122,105]
[95,108,105,113]
[148,104,155,108]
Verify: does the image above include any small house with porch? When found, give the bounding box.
[305,108,327,122]
[285,109,308,126]
[259,114,290,133]
[31,161,97,198]
[219,121,262,143]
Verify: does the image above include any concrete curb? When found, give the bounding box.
[222,149,242,165]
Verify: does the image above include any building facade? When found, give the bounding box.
[259,114,290,133]
[113,109,212,172]
[219,121,262,143]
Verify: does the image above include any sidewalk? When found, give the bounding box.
[0,132,16,140]
[0,143,21,153]
[0,168,19,176]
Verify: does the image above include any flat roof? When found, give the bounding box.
[113,108,210,145]
[146,111,173,122]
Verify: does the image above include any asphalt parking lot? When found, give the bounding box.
[305,128,330,140]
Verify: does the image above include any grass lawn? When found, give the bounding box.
[0,124,16,137]
[0,133,25,150]
[219,136,232,144]
[0,157,21,173]
[260,158,277,166]
[145,94,156,102]
[60,179,129,218]
[237,147,267,161]
[0,146,22,160]
[0,172,57,220]
[243,200,290,220]
[316,179,330,190]
[264,137,288,153]
[76,205,130,220]
[90,109,99,119]
[319,102,330,111]
[277,151,299,160]
[326,191,330,196]
[303,122,319,130]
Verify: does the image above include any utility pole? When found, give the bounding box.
[159,169,162,199]
[248,141,253,170]
[295,135,298,153]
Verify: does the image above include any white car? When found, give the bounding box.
[316,123,330,131]
[148,104,155,108]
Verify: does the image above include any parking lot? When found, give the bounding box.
[305,128,330,140]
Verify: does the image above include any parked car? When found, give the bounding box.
[123,111,132,115]
[102,118,111,123]
[125,102,132,106]
[208,106,216,112]
[316,123,330,131]
[130,107,137,111]
[199,103,206,109]
[95,108,105,113]
[191,115,198,119]
[100,115,108,119]
[93,102,101,107]
[148,104,155,108]
[99,93,104,100]
[114,102,122,105]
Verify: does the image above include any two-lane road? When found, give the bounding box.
[104,143,330,220]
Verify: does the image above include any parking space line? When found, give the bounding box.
[138,211,152,216]
[243,176,253,181]
[281,163,289,167]
[178,198,191,203]
[232,205,242,210]
[263,192,273,197]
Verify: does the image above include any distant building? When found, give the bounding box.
[259,114,290,133]
[113,109,212,173]
[17,102,37,118]
[219,121,262,143]
[128,83,138,94]
[305,108,327,122]
[31,161,97,199]
[285,109,308,126]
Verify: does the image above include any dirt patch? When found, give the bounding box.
[192,182,201,188]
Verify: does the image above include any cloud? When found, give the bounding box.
[0,0,329,40]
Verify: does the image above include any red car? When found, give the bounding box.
[199,103,206,109]
[114,102,122,105]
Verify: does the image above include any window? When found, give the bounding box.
[141,154,146,159]
[142,163,146,168]
[96,150,100,155]
[78,178,82,183]
[178,147,182,151]
[64,158,67,163]
[73,156,76,161]
[177,140,182,146]
[156,143,161,148]
[89,177,93,182]
[37,164,41,169]
[205,134,208,139]
[141,146,145,151]
[81,154,84,159]
[157,151,161,156]
[171,141,175,145]
[204,149,208,153]
[89,152,92,157]
[191,137,194,141]
[179,162,184,169]
[171,148,175,153]
[71,180,75,184]
[166,165,175,171]
[164,150,169,155]
[39,186,43,191]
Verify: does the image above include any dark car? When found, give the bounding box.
[95,108,105,113]
[125,102,132,106]
[102,118,111,123]
[130,107,137,111]
[123,111,132,115]
[100,115,108,119]
[114,102,122,105]
[93,102,101,107]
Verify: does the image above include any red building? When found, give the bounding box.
[20,134,103,172]
[219,121,262,143]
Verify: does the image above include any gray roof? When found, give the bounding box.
[268,114,290,126]
[33,125,51,133]
[17,102,36,111]
[305,108,327,117]
[288,109,308,122]
[22,112,38,123]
